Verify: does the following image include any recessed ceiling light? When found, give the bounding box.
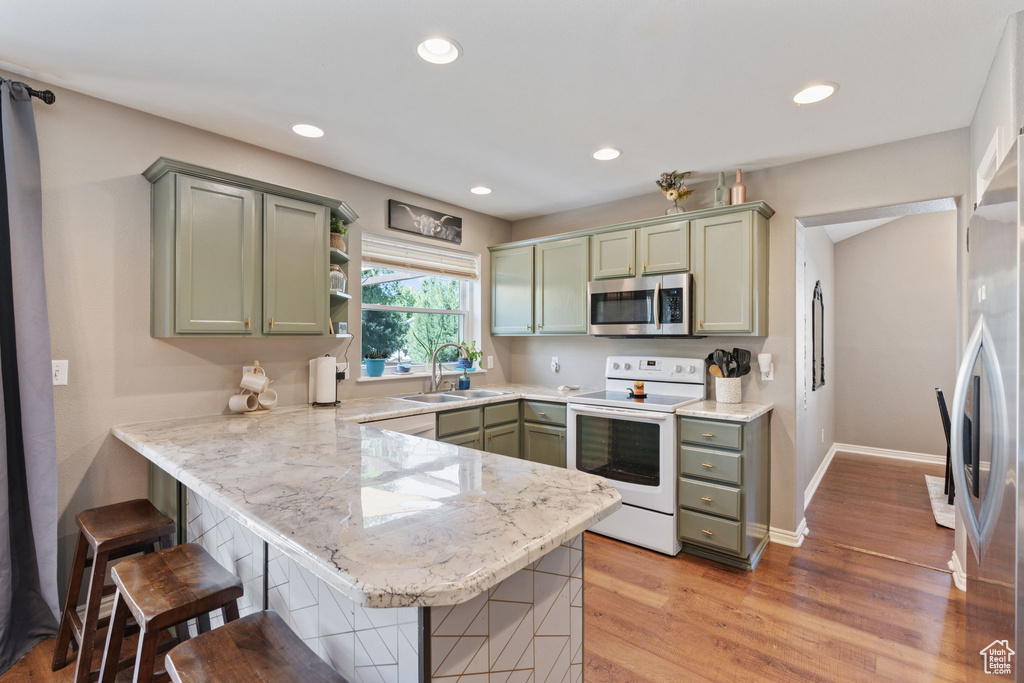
[417,37,461,64]
[592,148,621,161]
[470,186,492,195]
[292,123,324,138]
[793,83,838,105]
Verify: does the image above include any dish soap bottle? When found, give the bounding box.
[458,368,471,390]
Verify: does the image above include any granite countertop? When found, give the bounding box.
[676,400,774,422]
[112,406,620,609]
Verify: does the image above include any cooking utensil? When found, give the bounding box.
[709,365,724,378]
[733,348,751,377]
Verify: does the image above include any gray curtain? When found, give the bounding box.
[0,79,58,673]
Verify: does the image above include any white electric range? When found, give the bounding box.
[567,356,705,555]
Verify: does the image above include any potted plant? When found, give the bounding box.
[330,216,348,252]
[363,348,389,377]
[458,340,483,370]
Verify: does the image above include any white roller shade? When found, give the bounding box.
[362,234,480,281]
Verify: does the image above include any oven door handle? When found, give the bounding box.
[569,405,672,422]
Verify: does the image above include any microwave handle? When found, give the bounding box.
[653,281,662,329]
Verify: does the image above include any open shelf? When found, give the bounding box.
[329,248,350,265]
[330,289,351,299]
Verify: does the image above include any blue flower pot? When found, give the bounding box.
[364,358,386,377]
[456,358,473,370]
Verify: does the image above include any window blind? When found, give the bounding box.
[362,235,480,281]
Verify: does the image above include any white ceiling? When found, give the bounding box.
[0,1,1021,221]
[823,217,899,243]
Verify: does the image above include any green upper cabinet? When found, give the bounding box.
[173,176,258,334]
[491,245,535,335]
[638,220,688,275]
[263,195,328,335]
[535,236,589,334]
[591,229,636,279]
[691,209,769,335]
[146,158,357,338]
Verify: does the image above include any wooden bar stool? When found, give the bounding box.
[53,499,176,683]
[99,542,244,683]
[165,610,347,683]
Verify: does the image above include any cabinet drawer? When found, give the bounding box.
[522,401,566,426]
[678,509,743,555]
[679,418,743,450]
[679,478,741,520]
[484,401,519,427]
[436,407,481,438]
[679,446,742,485]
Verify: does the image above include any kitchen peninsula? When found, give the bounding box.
[113,399,620,682]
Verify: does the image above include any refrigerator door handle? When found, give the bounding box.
[950,315,1009,563]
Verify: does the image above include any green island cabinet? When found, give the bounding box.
[677,412,771,570]
[145,158,357,338]
[489,202,772,337]
[434,399,567,468]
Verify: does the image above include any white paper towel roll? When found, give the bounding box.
[314,356,337,404]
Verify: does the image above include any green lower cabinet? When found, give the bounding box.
[439,428,482,450]
[484,422,520,459]
[522,422,567,468]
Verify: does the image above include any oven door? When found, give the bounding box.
[567,403,676,514]
[588,276,659,336]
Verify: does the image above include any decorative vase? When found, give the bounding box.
[665,203,685,215]
[330,233,345,251]
[364,358,386,377]
[714,171,730,207]
[715,377,742,404]
[730,169,746,205]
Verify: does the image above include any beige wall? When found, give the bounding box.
[13,74,514,582]
[799,227,835,488]
[834,211,957,455]
[510,128,970,532]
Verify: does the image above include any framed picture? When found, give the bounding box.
[388,200,462,244]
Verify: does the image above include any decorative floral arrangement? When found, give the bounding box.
[656,170,694,211]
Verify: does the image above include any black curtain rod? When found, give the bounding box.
[27,86,55,105]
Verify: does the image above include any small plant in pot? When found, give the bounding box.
[330,216,349,252]
[363,348,390,377]
[458,340,483,370]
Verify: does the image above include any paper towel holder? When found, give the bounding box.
[309,354,341,407]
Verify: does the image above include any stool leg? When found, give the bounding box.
[73,549,109,683]
[98,589,130,683]
[197,612,212,634]
[52,532,89,671]
[158,534,173,550]
[222,599,240,624]
[132,625,160,683]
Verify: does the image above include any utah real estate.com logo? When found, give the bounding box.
[981,640,1015,675]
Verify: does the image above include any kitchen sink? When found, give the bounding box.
[394,393,469,404]
[441,389,512,399]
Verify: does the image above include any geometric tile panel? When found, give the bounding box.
[429,534,584,683]
[268,544,422,682]
[184,487,266,632]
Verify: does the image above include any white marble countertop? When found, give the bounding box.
[676,400,774,422]
[112,405,620,609]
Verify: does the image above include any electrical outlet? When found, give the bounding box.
[551,357,560,373]
[487,355,493,369]
[52,360,68,386]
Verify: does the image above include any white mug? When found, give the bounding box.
[240,366,270,393]
[258,388,278,410]
[228,392,259,413]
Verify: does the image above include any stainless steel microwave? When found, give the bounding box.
[588,273,692,337]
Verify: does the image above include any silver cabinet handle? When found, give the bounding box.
[653,281,662,329]
[951,316,1008,563]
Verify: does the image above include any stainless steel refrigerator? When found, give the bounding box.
[954,136,1022,680]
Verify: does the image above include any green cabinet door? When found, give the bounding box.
[263,195,328,335]
[174,176,258,334]
[692,211,754,334]
[491,246,535,334]
[638,220,688,275]
[523,422,566,468]
[591,229,636,279]
[485,422,520,459]
[440,429,483,450]
[535,236,589,334]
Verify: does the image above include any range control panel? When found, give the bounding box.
[605,356,704,383]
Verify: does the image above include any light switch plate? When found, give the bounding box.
[52,360,68,386]
[487,356,493,369]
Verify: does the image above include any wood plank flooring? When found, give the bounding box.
[804,452,954,571]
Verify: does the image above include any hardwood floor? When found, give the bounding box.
[1,632,141,682]
[804,452,954,571]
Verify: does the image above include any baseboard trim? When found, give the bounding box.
[804,443,839,508]
[949,550,967,592]
[770,518,809,547]
[831,443,945,466]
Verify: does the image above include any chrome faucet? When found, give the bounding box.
[429,343,468,393]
